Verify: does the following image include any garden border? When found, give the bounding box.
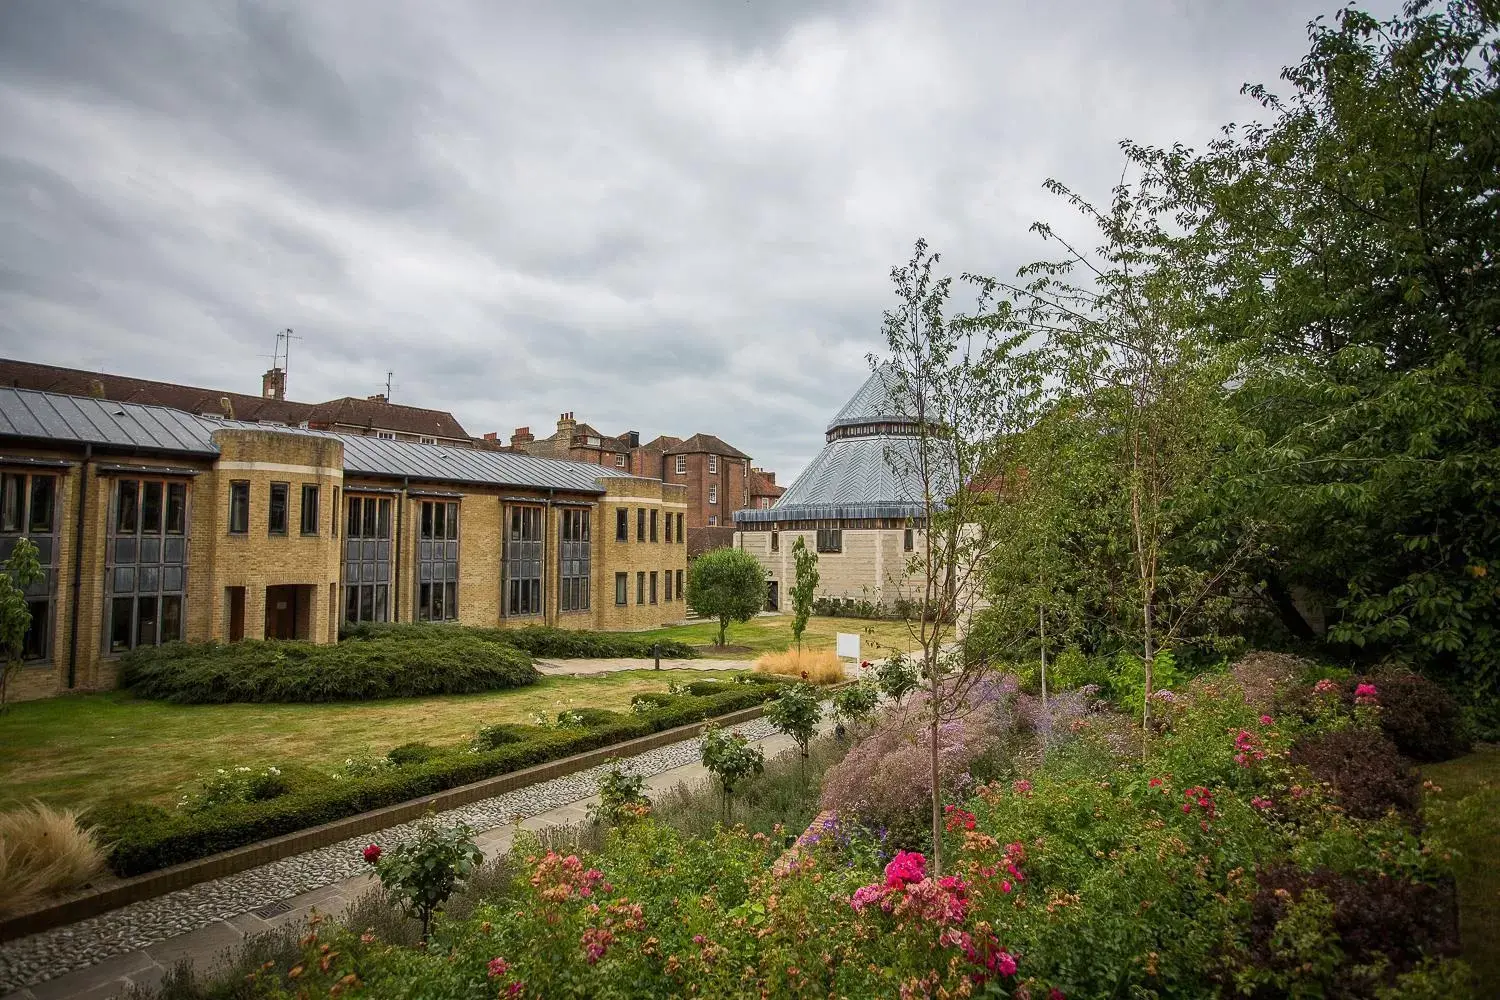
[0,701,774,944]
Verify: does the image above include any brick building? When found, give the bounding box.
[748,467,785,510]
[509,413,635,469]
[0,358,472,446]
[0,387,689,703]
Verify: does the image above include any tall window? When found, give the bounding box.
[106,477,188,652]
[1,472,58,660]
[300,484,320,535]
[268,482,289,534]
[559,508,590,612]
[616,508,628,541]
[343,495,392,623]
[636,571,645,605]
[649,571,658,605]
[676,569,684,600]
[675,455,686,475]
[228,481,250,534]
[708,455,718,473]
[676,513,683,542]
[771,529,779,552]
[615,572,627,605]
[417,500,459,621]
[904,528,914,552]
[664,570,672,602]
[708,485,717,504]
[506,505,543,616]
[636,508,645,541]
[649,509,658,542]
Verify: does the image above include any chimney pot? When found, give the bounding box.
[262,367,286,401]
[482,432,497,441]
[366,393,387,403]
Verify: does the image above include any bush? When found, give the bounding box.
[176,765,288,812]
[686,679,733,697]
[1363,670,1471,763]
[629,692,677,712]
[754,648,846,684]
[562,707,626,728]
[386,742,440,767]
[471,723,548,752]
[340,621,699,659]
[94,685,783,877]
[0,802,107,916]
[1289,726,1421,820]
[121,635,538,704]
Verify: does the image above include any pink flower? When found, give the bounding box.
[1001,879,1013,893]
[997,952,1017,976]
[1050,990,1066,1000]
[507,984,522,996]
[1314,678,1339,695]
[849,884,886,912]
[1251,796,1274,811]
[1259,714,1274,726]
[1012,779,1033,795]
[1354,683,1379,705]
[488,957,510,978]
[361,844,381,864]
[884,850,927,888]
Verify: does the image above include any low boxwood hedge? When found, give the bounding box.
[92,684,783,877]
[341,621,698,660]
[120,635,538,704]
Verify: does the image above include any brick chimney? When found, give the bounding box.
[510,426,534,448]
[556,411,577,438]
[262,367,286,400]
[753,467,775,486]
[623,430,640,449]
[366,393,388,404]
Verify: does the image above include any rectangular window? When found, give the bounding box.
[760,498,770,509]
[664,570,672,602]
[649,571,658,605]
[1,472,59,660]
[559,508,590,612]
[771,530,779,552]
[229,481,250,534]
[506,505,544,616]
[300,484,320,535]
[332,487,339,537]
[708,485,717,504]
[637,508,646,541]
[616,508,628,541]
[817,527,843,553]
[343,495,393,623]
[615,572,628,606]
[614,454,626,468]
[268,482,289,534]
[105,476,188,653]
[708,515,718,526]
[636,571,645,605]
[904,528,914,552]
[376,431,396,440]
[649,509,658,542]
[675,455,686,475]
[676,569,684,600]
[676,513,683,542]
[708,455,717,474]
[417,500,460,621]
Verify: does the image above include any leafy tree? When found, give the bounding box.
[699,723,765,824]
[687,547,766,647]
[1133,1,1500,708]
[789,536,819,650]
[766,682,822,788]
[0,537,43,711]
[875,651,918,705]
[832,678,881,734]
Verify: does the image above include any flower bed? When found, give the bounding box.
[88,682,784,877]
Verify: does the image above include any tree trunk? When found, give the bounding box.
[1142,598,1155,763]
[929,665,942,876]
[1039,605,1048,746]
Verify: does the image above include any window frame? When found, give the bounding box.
[674,455,686,475]
[816,527,843,554]
[614,453,626,468]
[342,494,393,624]
[105,475,190,655]
[267,482,289,535]
[636,571,645,605]
[1,471,59,661]
[708,484,717,505]
[416,500,460,622]
[636,507,646,542]
[615,572,628,606]
[708,455,717,474]
[676,569,684,600]
[904,528,914,552]
[505,504,545,617]
[616,507,628,541]
[228,481,250,534]
[649,508,658,543]
[559,507,590,613]
[300,484,320,535]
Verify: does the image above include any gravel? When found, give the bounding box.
[0,716,782,995]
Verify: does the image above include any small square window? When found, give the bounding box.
[614,453,626,468]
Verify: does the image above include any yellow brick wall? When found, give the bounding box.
[734,527,926,609]
[595,478,688,631]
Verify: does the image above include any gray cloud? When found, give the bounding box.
[0,0,1396,477]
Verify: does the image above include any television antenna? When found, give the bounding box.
[385,371,394,399]
[272,328,302,374]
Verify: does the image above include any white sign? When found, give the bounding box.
[835,632,861,661]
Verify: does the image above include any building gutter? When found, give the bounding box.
[66,444,92,689]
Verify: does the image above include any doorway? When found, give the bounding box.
[226,587,245,642]
[765,580,780,612]
[264,585,311,640]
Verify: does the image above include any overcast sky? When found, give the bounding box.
[0,0,1385,478]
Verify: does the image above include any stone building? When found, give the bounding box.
[733,366,939,611]
[0,387,689,702]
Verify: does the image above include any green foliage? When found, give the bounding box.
[1111,648,1184,716]
[699,723,765,822]
[365,813,483,941]
[175,764,288,813]
[341,621,697,660]
[764,682,822,759]
[0,536,43,710]
[789,536,819,650]
[386,742,439,767]
[587,763,650,826]
[120,635,538,704]
[831,679,880,731]
[875,650,918,704]
[687,547,767,646]
[91,684,783,876]
[470,723,548,752]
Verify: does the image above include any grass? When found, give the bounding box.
[1422,746,1500,987]
[635,615,920,660]
[0,802,107,916]
[754,648,847,684]
[0,669,731,813]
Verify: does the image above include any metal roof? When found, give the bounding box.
[825,364,917,434]
[0,387,640,495]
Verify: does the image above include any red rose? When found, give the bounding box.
[362,843,382,864]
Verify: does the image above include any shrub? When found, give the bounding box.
[0,802,107,916]
[687,679,733,697]
[362,814,483,942]
[588,764,650,825]
[562,707,626,729]
[94,684,783,876]
[386,742,439,767]
[832,680,881,732]
[753,648,846,684]
[1363,669,1471,763]
[765,683,823,760]
[121,635,538,704]
[339,621,697,659]
[176,765,287,812]
[630,691,677,712]
[471,723,549,752]
[700,724,766,822]
[876,651,919,703]
[1289,726,1421,820]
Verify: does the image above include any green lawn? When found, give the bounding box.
[0,669,730,813]
[637,614,921,660]
[1423,747,1500,986]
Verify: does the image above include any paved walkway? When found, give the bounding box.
[0,726,813,1000]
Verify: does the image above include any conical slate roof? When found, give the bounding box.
[736,365,947,524]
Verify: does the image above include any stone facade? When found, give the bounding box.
[735,526,925,611]
[2,425,688,703]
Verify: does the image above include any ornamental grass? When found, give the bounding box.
[0,802,107,916]
[753,648,846,684]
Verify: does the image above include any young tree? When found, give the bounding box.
[687,547,766,647]
[879,240,1037,875]
[765,682,822,787]
[0,537,43,711]
[789,536,819,650]
[699,723,765,824]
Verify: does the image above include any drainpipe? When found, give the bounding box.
[66,445,92,689]
[394,477,408,622]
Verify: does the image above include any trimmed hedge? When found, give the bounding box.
[341,621,698,660]
[120,636,538,704]
[91,684,783,876]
